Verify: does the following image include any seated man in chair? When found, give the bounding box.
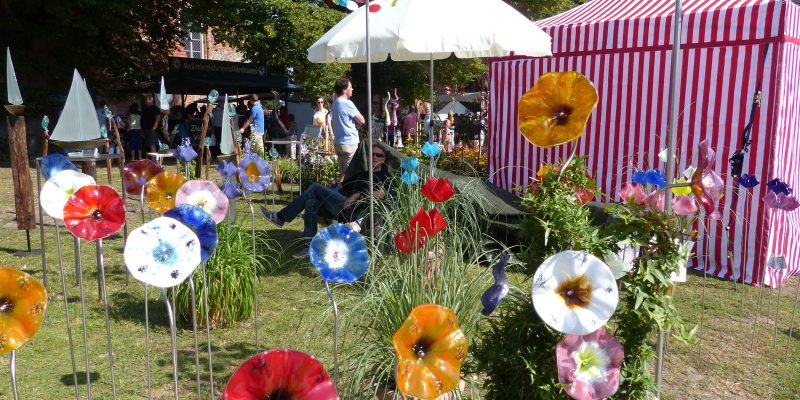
[261,144,392,258]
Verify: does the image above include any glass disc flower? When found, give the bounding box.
[0,267,47,354]
[63,185,126,241]
[175,180,229,224]
[690,140,724,219]
[392,304,468,400]
[39,153,77,180]
[163,205,218,263]
[124,217,201,288]
[421,177,455,203]
[238,151,271,193]
[518,71,598,148]
[309,224,368,283]
[556,328,624,400]
[222,349,338,400]
[145,172,188,214]
[531,250,618,335]
[123,159,164,196]
[40,170,96,220]
[481,252,510,316]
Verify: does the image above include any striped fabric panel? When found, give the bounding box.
[787,0,800,41]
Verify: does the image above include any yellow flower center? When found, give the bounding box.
[557,275,592,308]
[245,163,260,183]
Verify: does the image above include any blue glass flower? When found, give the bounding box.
[309,223,369,283]
[401,157,420,172]
[41,115,50,131]
[767,178,792,195]
[421,142,442,158]
[215,160,238,178]
[481,252,510,316]
[163,204,218,263]
[207,89,219,104]
[221,181,242,200]
[401,171,419,185]
[268,147,280,160]
[631,170,647,186]
[738,174,760,189]
[644,169,666,188]
[238,150,271,193]
[173,138,198,163]
[40,154,78,180]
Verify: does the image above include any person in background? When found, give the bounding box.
[401,105,418,147]
[288,113,298,159]
[330,78,365,186]
[421,101,432,143]
[312,97,332,149]
[141,94,162,154]
[211,100,223,156]
[238,94,265,153]
[444,110,456,152]
[126,103,143,160]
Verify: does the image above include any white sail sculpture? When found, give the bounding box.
[6,48,23,106]
[219,94,234,155]
[50,69,105,150]
[158,76,170,111]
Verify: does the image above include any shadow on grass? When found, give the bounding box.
[60,371,101,386]
[108,290,170,328]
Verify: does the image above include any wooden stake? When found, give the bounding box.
[7,115,36,230]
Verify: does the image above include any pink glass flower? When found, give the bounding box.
[671,195,698,216]
[690,140,724,219]
[123,159,164,196]
[556,328,624,400]
[644,190,665,212]
[175,180,229,224]
[618,183,646,204]
[764,192,800,211]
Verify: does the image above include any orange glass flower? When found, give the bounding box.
[145,172,188,214]
[0,267,47,354]
[392,304,468,399]
[518,71,598,148]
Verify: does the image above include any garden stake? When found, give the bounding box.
[74,237,93,399]
[140,184,147,225]
[96,238,118,399]
[54,222,80,400]
[785,279,800,361]
[773,281,782,350]
[144,284,152,400]
[201,262,215,397]
[324,280,339,384]
[243,193,260,350]
[189,276,202,400]
[751,267,768,350]
[10,350,18,400]
[162,288,180,400]
[697,259,708,357]
[35,159,47,290]
[556,144,578,182]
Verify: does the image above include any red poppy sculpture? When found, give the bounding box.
[63,185,126,241]
[145,172,188,214]
[0,267,48,354]
[420,177,455,203]
[122,159,164,196]
[409,208,448,238]
[223,349,339,400]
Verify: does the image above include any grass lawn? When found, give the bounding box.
[0,164,798,399]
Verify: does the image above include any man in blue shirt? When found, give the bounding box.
[331,78,365,186]
[239,94,265,153]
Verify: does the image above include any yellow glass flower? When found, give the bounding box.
[672,178,692,196]
[0,267,47,353]
[145,172,188,214]
[392,304,468,399]
[518,71,598,148]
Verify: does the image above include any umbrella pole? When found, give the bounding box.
[366,0,374,245]
[430,55,434,144]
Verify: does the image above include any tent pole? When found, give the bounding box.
[657,0,682,397]
[366,0,374,244]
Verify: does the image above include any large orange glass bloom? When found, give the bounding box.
[0,267,47,353]
[518,71,598,148]
[145,172,188,214]
[392,304,468,399]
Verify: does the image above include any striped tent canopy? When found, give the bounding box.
[488,0,800,286]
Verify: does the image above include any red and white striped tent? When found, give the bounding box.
[488,0,800,286]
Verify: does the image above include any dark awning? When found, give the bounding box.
[149,57,301,95]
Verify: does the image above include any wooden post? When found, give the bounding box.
[195,105,213,179]
[42,130,49,157]
[7,115,36,230]
[110,118,125,165]
[104,141,113,183]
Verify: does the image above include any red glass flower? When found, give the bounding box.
[395,226,427,254]
[0,267,47,354]
[63,185,126,241]
[223,349,338,400]
[420,177,455,203]
[145,172,188,214]
[409,207,448,238]
[122,159,164,196]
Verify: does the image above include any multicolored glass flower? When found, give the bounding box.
[39,153,77,180]
[123,159,164,196]
[173,138,198,163]
[556,327,624,400]
[124,217,202,288]
[163,205,218,263]
[63,185,126,241]
[481,252,510,316]
[518,71,598,148]
[392,304,468,399]
[176,180,229,224]
[145,172,188,214]
[738,174,759,189]
[421,142,442,158]
[0,267,47,354]
[309,224,369,283]
[40,170,96,220]
[238,145,271,193]
[531,251,618,335]
[421,177,455,203]
[690,140,724,219]
[222,349,338,400]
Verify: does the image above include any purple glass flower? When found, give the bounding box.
[173,138,198,163]
[480,252,510,316]
[238,152,271,193]
[767,178,792,195]
[215,160,238,178]
[764,192,800,211]
[221,181,242,199]
[556,328,624,400]
[738,174,760,189]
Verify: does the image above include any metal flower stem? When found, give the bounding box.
[54,223,80,400]
[96,238,118,399]
[201,262,215,396]
[509,291,531,304]
[140,184,147,225]
[785,279,800,361]
[773,281,783,350]
[323,280,339,384]
[144,284,152,400]
[74,237,93,398]
[556,143,579,182]
[243,193,260,350]
[35,160,47,289]
[188,277,202,400]
[10,350,19,400]
[751,267,768,350]
[162,288,180,400]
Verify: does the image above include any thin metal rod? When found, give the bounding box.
[55,223,80,400]
[96,239,118,399]
[201,263,215,397]
[697,259,708,357]
[365,0,374,246]
[35,160,47,289]
[10,350,19,400]
[785,278,800,361]
[140,184,147,225]
[324,281,339,384]
[751,268,768,350]
[74,237,93,399]
[189,277,202,400]
[162,288,180,400]
[247,200,259,350]
[144,284,152,400]
[556,144,578,182]
[773,281,783,349]
[508,291,531,304]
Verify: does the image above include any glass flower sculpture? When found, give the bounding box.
[145,172,188,214]
[764,192,800,211]
[221,181,243,200]
[238,143,271,193]
[409,207,448,238]
[163,205,218,263]
[309,224,369,283]
[531,251,618,335]
[631,169,666,188]
[518,71,599,148]
[556,327,624,400]
[0,267,47,354]
[767,178,792,195]
[481,252,510,316]
[40,170,96,220]
[401,171,420,185]
[401,157,421,172]
[690,140,724,219]
[671,195,698,216]
[395,226,426,254]
[63,185,126,241]
[176,180,229,224]
[173,138,198,163]
[215,160,239,178]
[421,177,455,203]
[602,241,640,279]
[124,217,202,288]
[39,153,77,180]
[738,174,759,189]
[123,159,164,196]
[618,183,646,204]
[392,304,468,399]
[222,349,338,400]
[671,178,692,196]
[421,142,442,158]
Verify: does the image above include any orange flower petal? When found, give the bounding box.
[0,267,47,353]
[145,172,188,214]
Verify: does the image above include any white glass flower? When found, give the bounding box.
[124,217,201,288]
[602,240,640,279]
[40,170,96,219]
